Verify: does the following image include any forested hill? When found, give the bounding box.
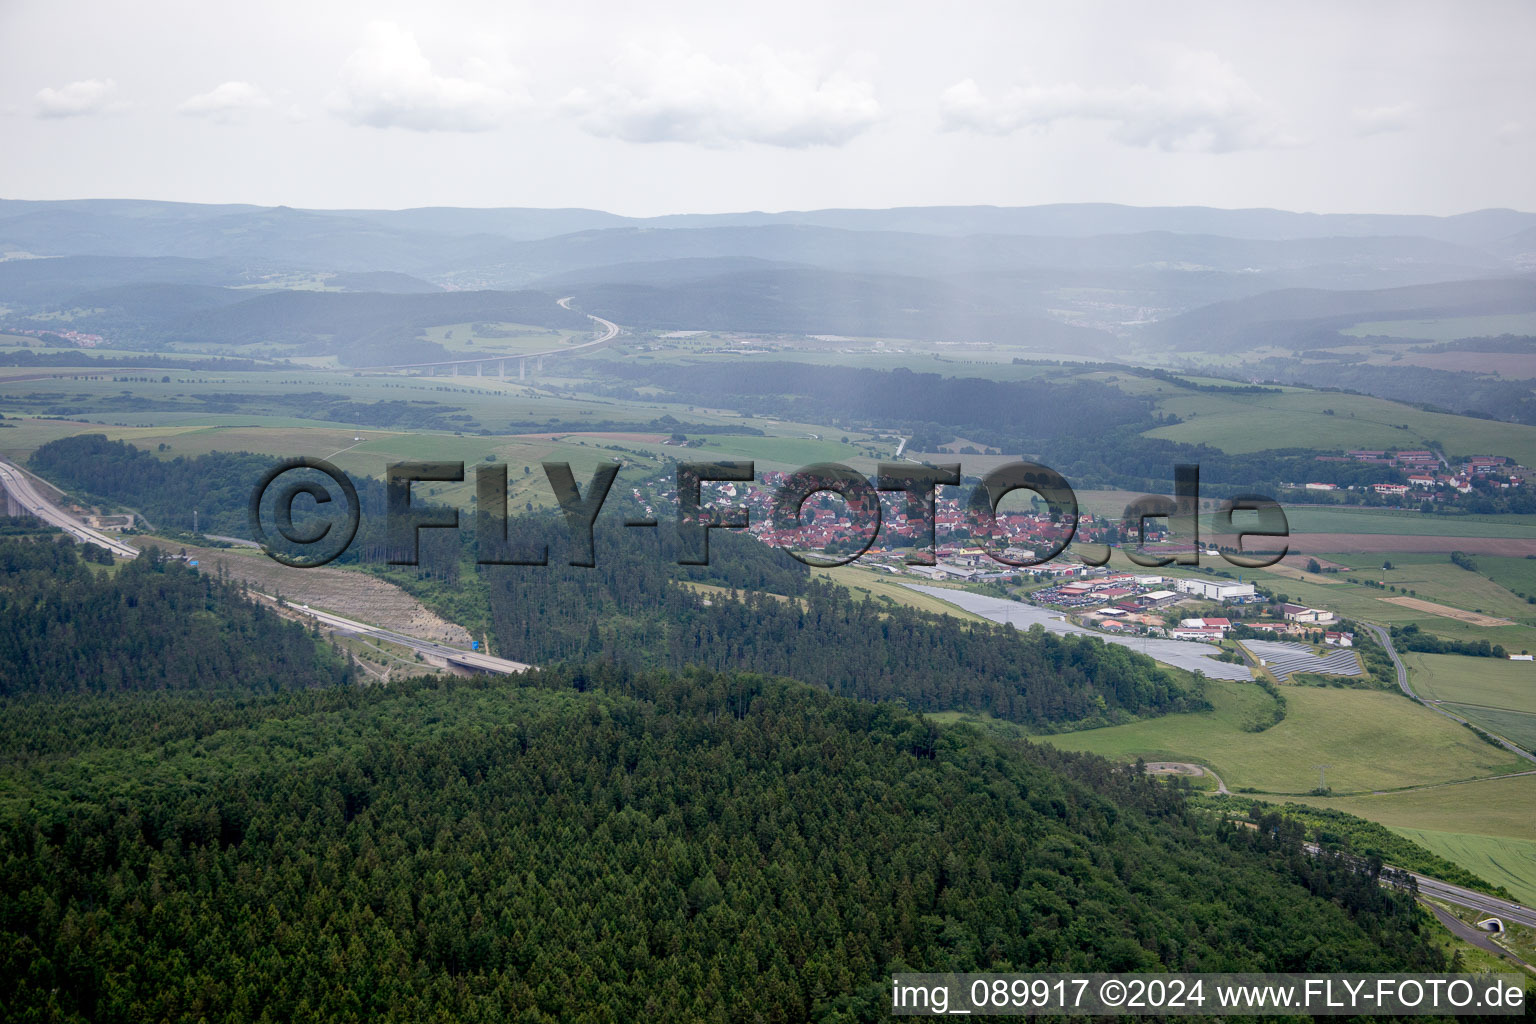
[464,515,1201,730]
[0,538,352,696]
[22,435,1203,730]
[0,665,1446,1022]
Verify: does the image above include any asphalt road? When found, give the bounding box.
[262,595,532,676]
[0,456,140,559]
[1412,874,1536,930]
[2,453,529,677]
[355,298,620,371]
[9,455,1533,922]
[904,585,1255,681]
[1363,621,1536,765]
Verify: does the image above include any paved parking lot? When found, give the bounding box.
[1239,639,1362,682]
[903,585,1255,681]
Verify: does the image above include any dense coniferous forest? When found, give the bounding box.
[29,436,296,536]
[480,520,1201,729]
[0,664,1447,1023]
[0,538,351,695]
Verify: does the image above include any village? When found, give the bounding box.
[632,468,1349,650]
[1302,449,1526,501]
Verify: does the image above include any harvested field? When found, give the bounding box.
[161,541,472,645]
[1266,560,1344,584]
[1281,554,1351,571]
[1380,596,1513,626]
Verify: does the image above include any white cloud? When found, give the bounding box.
[563,38,880,148]
[34,78,127,119]
[1495,121,1523,146]
[940,51,1295,154]
[328,21,525,132]
[1352,102,1414,137]
[178,81,271,123]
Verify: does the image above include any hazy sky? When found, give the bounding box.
[2,0,1531,216]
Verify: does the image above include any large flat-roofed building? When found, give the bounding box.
[1173,578,1256,602]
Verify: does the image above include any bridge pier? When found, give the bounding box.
[476,362,483,377]
[519,358,526,381]
[499,359,507,380]
[1,478,22,517]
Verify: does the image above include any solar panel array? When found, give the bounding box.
[1240,639,1363,683]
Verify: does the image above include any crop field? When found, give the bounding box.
[1395,829,1536,906]
[0,366,788,433]
[1475,555,1536,599]
[1041,681,1522,795]
[1266,507,1536,540]
[1340,312,1536,341]
[1402,653,1536,749]
[1320,552,1536,618]
[609,338,1087,378]
[1382,596,1511,626]
[1143,386,1536,467]
[1405,653,1536,715]
[1287,773,1536,886]
[1447,707,1536,753]
[681,434,883,472]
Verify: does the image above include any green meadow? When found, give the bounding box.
[1041,680,1522,796]
[1393,829,1536,907]
[1144,386,1536,467]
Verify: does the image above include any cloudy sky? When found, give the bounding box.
[1,0,1531,216]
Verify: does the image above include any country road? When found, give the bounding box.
[1363,621,1536,765]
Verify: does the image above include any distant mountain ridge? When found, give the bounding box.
[2,198,1534,363]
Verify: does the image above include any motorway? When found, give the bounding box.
[257,596,532,676]
[6,453,1535,924]
[2,453,530,676]
[0,456,141,558]
[354,297,620,372]
[1363,621,1536,765]
[1412,873,1536,930]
